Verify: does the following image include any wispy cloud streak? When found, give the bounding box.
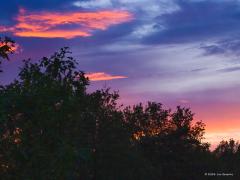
[86,72,127,81]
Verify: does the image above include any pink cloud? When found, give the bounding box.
[0,8,133,39]
[86,72,127,81]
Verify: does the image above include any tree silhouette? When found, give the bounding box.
[213,139,240,176]
[0,37,15,59]
[0,48,156,179]
[0,47,89,179]
[0,47,240,179]
[0,37,15,72]
[123,103,211,179]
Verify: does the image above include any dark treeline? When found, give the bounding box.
[0,46,240,179]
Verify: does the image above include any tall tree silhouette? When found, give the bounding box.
[0,47,89,179]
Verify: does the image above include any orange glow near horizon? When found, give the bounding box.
[117,95,240,150]
[0,8,133,39]
[185,103,240,150]
[86,72,127,81]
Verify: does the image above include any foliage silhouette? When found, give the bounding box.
[0,47,239,179]
[0,36,15,72]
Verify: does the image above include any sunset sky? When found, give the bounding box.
[1,0,240,147]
